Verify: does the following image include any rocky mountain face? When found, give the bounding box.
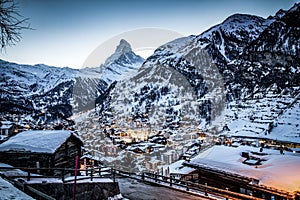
[0,40,144,123]
[96,3,300,135]
[98,39,145,84]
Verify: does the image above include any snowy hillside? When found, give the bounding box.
[223,85,300,143]
[200,14,273,61]
[0,39,144,122]
[93,3,300,142]
[0,60,75,97]
[57,3,300,176]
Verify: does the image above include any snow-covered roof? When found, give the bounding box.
[0,121,13,125]
[81,154,96,160]
[0,124,13,129]
[188,145,300,192]
[0,130,82,154]
[169,160,195,175]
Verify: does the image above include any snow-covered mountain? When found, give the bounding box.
[0,39,144,122]
[0,60,76,116]
[199,13,273,61]
[95,3,300,139]
[244,3,300,64]
[1,3,299,143]
[73,39,144,112]
[98,39,144,84]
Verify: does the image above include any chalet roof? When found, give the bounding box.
[0,124,13,129]
[187,145,300,192]
[0,130,82,154]
[1,121,13,125]
[0,121,13,129]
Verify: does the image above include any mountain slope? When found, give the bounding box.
[0,39,144,122]
[199,14,273,61]
[95,3,300,138]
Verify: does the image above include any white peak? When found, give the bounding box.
[104,39,133,66]
[117,39,132,53]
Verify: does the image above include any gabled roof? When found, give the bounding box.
[0,130,82,154]
[0,124,13,129]
[0,121,13,129]
[0,121,13,125]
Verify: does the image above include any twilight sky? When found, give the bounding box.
[1,0,298,68]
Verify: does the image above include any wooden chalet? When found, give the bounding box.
[0,121,15,142]
[0,130,83,175]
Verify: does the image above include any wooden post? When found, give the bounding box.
[36,162,40,174]
[62,169,65,182]
[170,176,172,187]
[73,155,79,200]
[113,168,115,183]
[142,172,144,181]
[27,171,30,181]
[226,187,229,200]
[90,168,93,181]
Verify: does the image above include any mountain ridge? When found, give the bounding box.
[0,39,144,123]
[94,3,300,137]
[1,4,299,142]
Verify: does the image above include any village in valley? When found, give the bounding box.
[1,0,300,199]
[1,78,299,199]
[1,67,300,198]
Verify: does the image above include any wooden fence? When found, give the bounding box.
[112,168,264,200]
[1,166,298,200]
[0,166,113,183]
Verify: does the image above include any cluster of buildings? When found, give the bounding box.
[0,113,75,143]
[0,105,299,199]
[0,121,16,141]
[75,112,212,173]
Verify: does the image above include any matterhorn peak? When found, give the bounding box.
[117,39,132,53]
[104,39,133,66]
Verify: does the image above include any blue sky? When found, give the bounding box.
[1,0,298,68]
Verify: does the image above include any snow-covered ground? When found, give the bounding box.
[0,177,34,200]
[223,87,300,144]
[189,145,300,192]
[269,100,300,143]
